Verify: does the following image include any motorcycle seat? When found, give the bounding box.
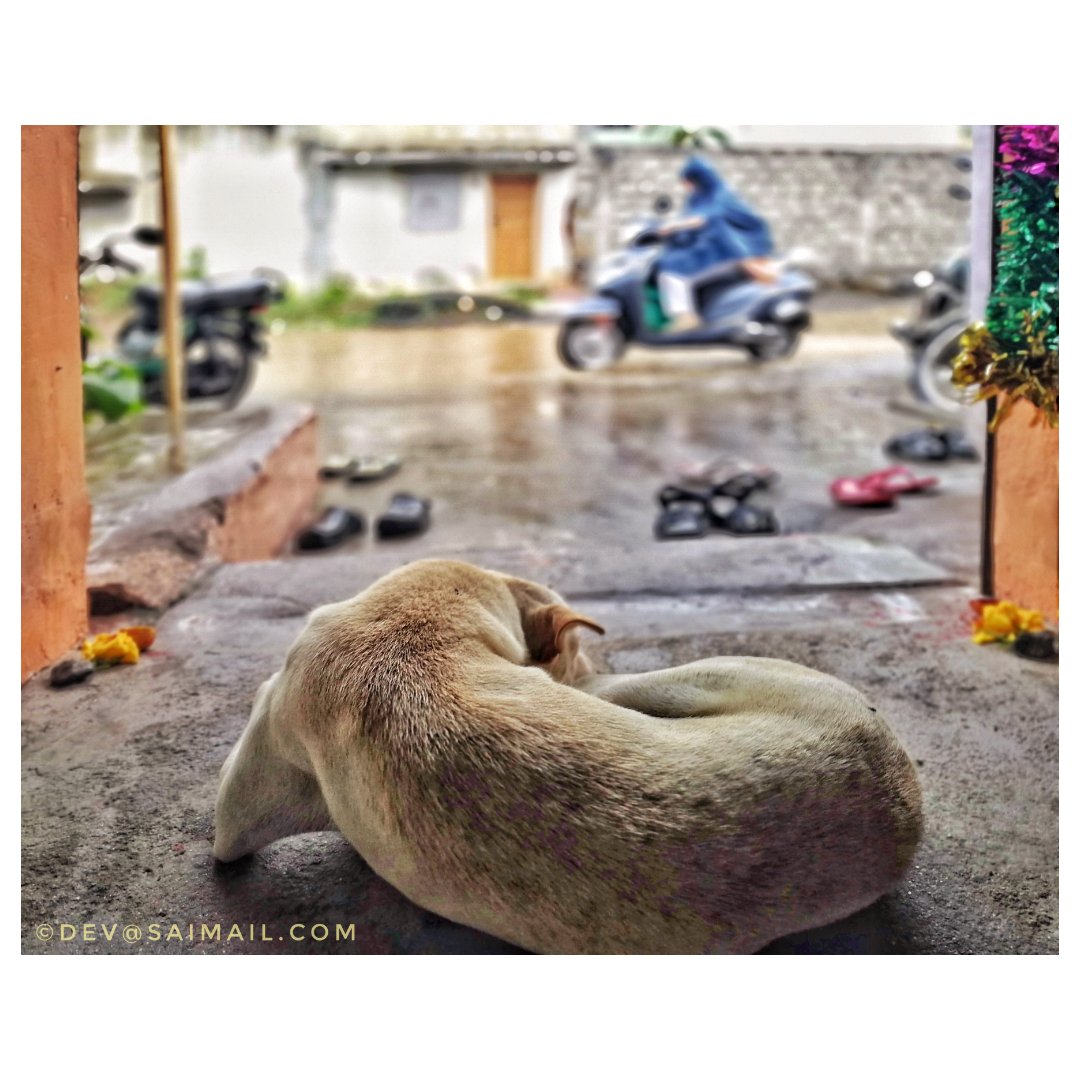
[133,277,275,312]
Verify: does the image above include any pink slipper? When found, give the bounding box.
[860,466,939,495]
[830,475,896,508]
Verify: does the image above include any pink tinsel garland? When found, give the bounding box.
[998,125,1059,179]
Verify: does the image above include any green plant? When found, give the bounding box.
[267,276,547,329]
[182,246,209,280]
[500,284,547,307]
[83,358,144,423]
[81,275,143,315]
[646,126,732,150]
[269,276,378,328]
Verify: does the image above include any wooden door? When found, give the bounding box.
[490,174,537,279]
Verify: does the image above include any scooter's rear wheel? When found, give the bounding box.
[557,320,626,371]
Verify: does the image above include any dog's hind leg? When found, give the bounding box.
[574,663,739,720]
[213,673,334,862]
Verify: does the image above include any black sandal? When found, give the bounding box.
[346,455,403,484]
[657,483,711,508]
[318,456,359,480]
[708,497,779,536]
[885,428,980,463]
[655,502,708,540]
[1014,630,1058,664]
[297,507,365,551]
[942,428,979,461]
[376,493,431,539]
[712,472,774,501]
[885,430,950,462]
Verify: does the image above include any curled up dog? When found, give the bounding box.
[213,559,923,953]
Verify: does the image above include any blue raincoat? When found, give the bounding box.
[657,156,774,277]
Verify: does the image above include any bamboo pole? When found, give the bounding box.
[158,124,186,472]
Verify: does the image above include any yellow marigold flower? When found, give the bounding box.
[975,603,1019,643]
[970,599,1047,645]
[81,631,141,666]
[1015,608,1045,634]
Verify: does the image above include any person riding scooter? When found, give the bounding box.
[656,156,778,332]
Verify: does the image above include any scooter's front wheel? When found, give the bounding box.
[912,323,968,414]
[557,319,626,371]
[747,324,801,362]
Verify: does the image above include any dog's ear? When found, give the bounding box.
[524,603,606,662]
[504,578,605,663]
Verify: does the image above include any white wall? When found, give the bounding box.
[177,133,307,280]
[331,170,490,288]
[538,167,575,279]
[332,168,574,288]
[79,127,309,282]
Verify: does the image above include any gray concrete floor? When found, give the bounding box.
[22,309,1058,953]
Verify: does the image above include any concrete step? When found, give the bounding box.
[86,403,318,612]
[203,532,955,614]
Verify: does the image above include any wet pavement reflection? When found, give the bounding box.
[211,320,987,579]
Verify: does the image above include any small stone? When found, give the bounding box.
[49,656,94,688]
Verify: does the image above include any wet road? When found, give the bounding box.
[248,316,986,583]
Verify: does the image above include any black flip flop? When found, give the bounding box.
[942,428,979,461]
[655,503,708,540]
[376,493,431,539]
[318,456,359,480]
[1014,630,1058,664]
[657,483,711,508]
[297,507,365,551]
[712,472,774,501]
[708,497,779,536]
[885,430,949,462]
[346,455,403,484]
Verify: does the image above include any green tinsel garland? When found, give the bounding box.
[953,156,1059,428]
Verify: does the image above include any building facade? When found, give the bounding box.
[79,125,578,290]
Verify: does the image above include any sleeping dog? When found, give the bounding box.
[214,559,922,953]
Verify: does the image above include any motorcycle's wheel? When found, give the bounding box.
[185,334,257,410]
[748,324,801,362]
[124,332,258,410]
[913,323,968,414]
[557,319,626,371]
[117,319,165,404]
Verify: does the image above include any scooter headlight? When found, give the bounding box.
[773,299,804,322]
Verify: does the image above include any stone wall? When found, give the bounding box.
[573,145,971,285]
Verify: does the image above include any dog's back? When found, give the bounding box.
[215,560,922,953]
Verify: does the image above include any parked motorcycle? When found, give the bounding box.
[80,226,284,409]
[889,251,969,414]
[555,214,816,371]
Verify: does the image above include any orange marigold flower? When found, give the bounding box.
[121,625,156,651]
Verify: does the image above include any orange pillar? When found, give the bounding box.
[21,125,90,681]
[988,399,1059,616]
